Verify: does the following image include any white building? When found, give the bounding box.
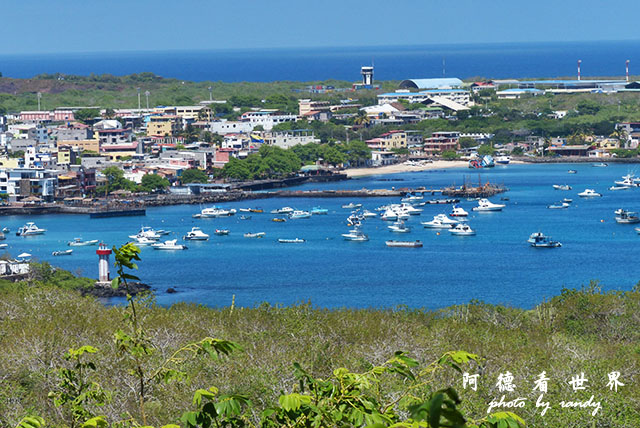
[239,110,298,131]
[377,89,471,108]
[0,167,58,201]
[210,120,254,135]
[261,130,320,149]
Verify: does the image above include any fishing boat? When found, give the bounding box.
[289,210,311,219]
[592,162,608,167]
[472,199,505,212]
[527,232,562,248]
[128,226,161,240]
[578,189,602,197]
[310,207,328,215]
[278,238,305,244]
[214,229,230,236]
[399,203,422,215]
[388,221,410,233]
[270,207,294,214]
[342,229,369,241]
[16,222,46,236]
[183,227,210,240]
[448,224,476,236]
[249,208,263,213]
[450,205,469,217]
[152,239,188,250]
[342,203,362,209]
[244,232,266,238]
[548,202,570,209]
[552,184,572,191]
[615,210,640,224]
[52,249,73,256]
[271,218,287,223]
[568,169,578,174]
[385,240,423,248]
[68,238,99,246]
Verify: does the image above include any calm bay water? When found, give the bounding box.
[3,163,639,310]
[1,41,640,82]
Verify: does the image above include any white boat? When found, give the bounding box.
[388,221,411,233]
[448,224,476,236]
[578,189,602,197]
[342,203,362,209]
[183,227,210,240]
[614,175,638,187]
[385,240,423,248]
[152,239,188,250]
[52,249,73,256]
[496,155,511,165]
[131,236,156,246]
[342,229,369,241]
[128,226,161,240]
[547,202,570,209]
[240,215,252,220]
[609,185,630,191]
[289,210,311,219]
[244,232,266,238]
[450,205,469,217]
[568,169,578,174]
[615,210,640,224]
[563,198,573,203]
[156,229,171,236]
[380,209,398,221]
[399,203,422,215]
[310,207,328,215]
[270,207,294,214]
[552,184,572,191]
[16,222,46,236]
[1,227,9,233]
[68,238,99,246]
[472,199,505,212]
[422,214,458,229]
[214,229,230,236]
[400,195,423,203]
[362,210,377,218]
[278,238,305,244]
[0,243,8,249]
[592,162,608,167]
[199,207,236,218]
[527,232,562,248]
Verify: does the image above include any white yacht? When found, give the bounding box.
[448,223,476,236]
[152,239,188,250]
[552,184,572,191]
[278,238,305,244]
[614,175,638,187]
[199,206,236,218]
[400,195,423,203]
[380,209,398,221]
[342,203,362,209]
[422,214,458,228]
[244,232,266,238]
[183,227,210,240]
[16,222,46,236]
[362,210,378,218]
[450,205,469,217]
[68,238,99,246]
[388,221,411,233]
[131,236,156,246]
[289,210,311,219]
[342,230,369,241]
[270,207,294,214]
[548,202,570,209]
[578,189,602,197]
[399,203,422,215]
[472,199,505,212]
[385,240,423,248]
[129,226,161,240]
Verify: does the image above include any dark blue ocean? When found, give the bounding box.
[1,41,640,82]
[2,163,640,310]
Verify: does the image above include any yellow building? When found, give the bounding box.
[147,115,182,137]
[57,139,100,153]
[0,157,20,168]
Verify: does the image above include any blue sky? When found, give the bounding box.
[2,0,638,54]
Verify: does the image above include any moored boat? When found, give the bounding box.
[552,184,572,190]
[578,189,602,197]
[244,232,266,238]
[152,239,188,250]
[342,229,369,241]
[278,238,305,244]
[52,249,73,256]
[183,227,210,240]
[615,209,640,224]
[310,207,328,215]
[567,169,578,174]
[388,221,411,233]
[17,222,46,236]
[289,210,311,219]
[270,207,294,214]
[448,223,476,236]
[472,199,505,212]
[128,226,161,240]
[592,162,608,167]
[342,202,362,209]
[450,205,469,217]
[385,240,423,248]
[199,206,236,218]
[214,229,230,236]
[527,232,562,248]
[68,238,99,246]
[547,202,570,209]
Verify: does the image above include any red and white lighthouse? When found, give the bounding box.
[96,243,112,285]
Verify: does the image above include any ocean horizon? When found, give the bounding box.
[1,40,640,83]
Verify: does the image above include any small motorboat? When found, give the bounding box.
[131,236,156,246]
[289,210,311,219]
[609,185,631,191]
[239,215,252,220]
[568,169,578,174]
[310,207,328,215]
[422,214,458,228]
[528,232,562,248]
[244,232,266,238]
[183,227,210,240]
[156,229,171,236]
[52,249,73,256]
[68,238,99,246]
[548,202,570,209]
[129,226,160,240]
[342,229,369,241]
[278,238,305,244]
[563,198,573,203]
[615,210,640,224]
[578,189,602,197]
[400,195,423,203]
[380,209,399,221]
[0,243,8,249]
[495,155,511,165]
[592,162,608,167]
[450,205,469,217]
[249,208,263,213]
[270,207,294,214]
[385,240,423,248]
[199,206,236,218]
[17,222,46,236]
[152,239,188,250]
[472,199,505,212]
[342,203,362,209]
[448,223,476,236]
[362,210,377,218]
[272,217,287,222]
[1,227,9,233]
[388,221,411,233]
[214,229,230,236]
[553,184,572,191]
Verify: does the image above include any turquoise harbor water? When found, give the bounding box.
[3,163,640,309]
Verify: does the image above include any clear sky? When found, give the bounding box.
[2,0,639,54]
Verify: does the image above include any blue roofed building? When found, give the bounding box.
[399,78,464,90]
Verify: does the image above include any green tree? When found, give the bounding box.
[441,150,460,160]
[103,108,116,119]
[99,166,137,194]
[477,144,495,156]
[181,168,208,184]
[74,108,100,124]
[140,174,170,192]
[221,157,252,180]
[459,137,477,149]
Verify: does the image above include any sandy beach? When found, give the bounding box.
[344,160,469,177]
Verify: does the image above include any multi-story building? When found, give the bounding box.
[210,120,254,135]
[239,110,298,131]
[377,89,471,107]
[51,123,94,141]
[19,110,74,122]
[0,167,58,202]
[366,130,411,150]
[424,131,460,154]
[161,106,212,121]
[57,139,101,153]
[147,115,182,137]
[260,130,319,149]
[298,99,331,116]
[615,122,640,149]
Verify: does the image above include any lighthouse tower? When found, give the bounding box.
[96,243,112,287]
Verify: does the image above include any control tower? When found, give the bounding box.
[361,66,374,86]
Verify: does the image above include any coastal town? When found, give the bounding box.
[1,66,640,207]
